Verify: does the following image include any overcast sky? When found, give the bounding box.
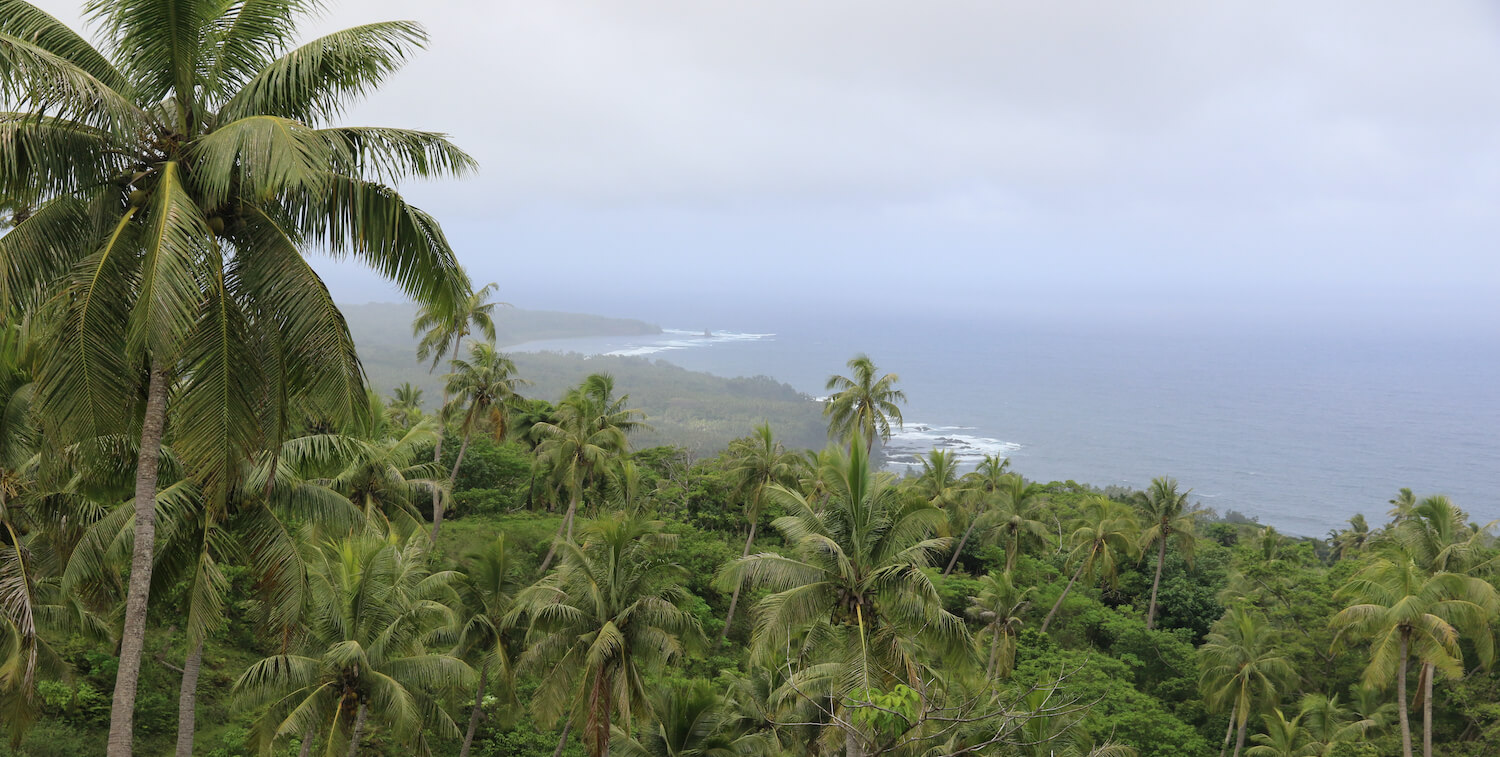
[38,1,1500,329]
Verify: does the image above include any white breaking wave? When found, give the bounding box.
[603,329,775,357]
[881,423,1022,471]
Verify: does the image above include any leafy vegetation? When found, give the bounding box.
[2,2,1498,756]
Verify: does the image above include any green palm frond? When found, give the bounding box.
[219,21,427,124]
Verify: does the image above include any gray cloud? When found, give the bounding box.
[31,1,1500,324]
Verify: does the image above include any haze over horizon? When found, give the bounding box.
[37,1,1500,332]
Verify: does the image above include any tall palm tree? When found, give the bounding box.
[1330,514,1371,561]
[716,437,967,742]
[387,383,427,431]
[720,423,803,642]
[1330,557,1498,757]
[414,281,502,374]
[1135,476,1204,630]
[414,281,502,534]
[966,571,1032,679]
[453,535,527,757]
[0,4,472,752]
[433,341,527,543]
[1198,606,1294,757]
[80,430,366,757]
[1394,495,1493,575]
[823,354,906,455]
[987,472,1049,574]
[1387,488,1418,523]
[234,534,473,757]
[516,514,704,757]
[534,374,645,573]
[1040,496,1140,633]
[1390,497,1498,757]
[914,450,976,575]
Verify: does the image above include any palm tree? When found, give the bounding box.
[433,341,527,543]
[453,535,527,757]
[1346,684,1397,738]
[0,4,472,751]
[113,433,364,757]
[415,281,503,374]
[534,374,646,573]
[914,450,976,575]
[1199,606,1294,757]
[310,403,445,538]
[720,423,803,642]
[1135,476,1204,630]
[716,438,967,736]
[1387,488,1418,523]
[1390,496,1498,757]
[1297,693,1375,757]
[797,445,845,507]
[1244,709,1311,757]
[823,354,906,455]
[1330,557,1499,757]
[516,514,704,757]
[1395,495,1493,574]
[1330,514,1371,561]
[987,472,1049,574]
[608,681,772,757]
[415,281,503,536]
[0,333,112,742]
[387,383,427,431]
[966,571,1032,679]
[1040,496,1140,633]
[235,534,473,757]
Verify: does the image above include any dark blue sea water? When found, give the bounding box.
[511,307,1499,537]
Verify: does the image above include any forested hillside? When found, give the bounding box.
[346,303,829,455]
[2,2,1496,756]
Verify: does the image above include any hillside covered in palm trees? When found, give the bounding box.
[2,2,1499,757]
[347,307,831,456]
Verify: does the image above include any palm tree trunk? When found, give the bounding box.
[943,521,978,576]
[538,494,579,574]
[1422,662,1434,757]
[587,669,612,757]
[298,722,315,757]
[174,638,204,757]
[459,667,489,757]
[1232,714,1248,757]
[1041,561,1087,633]
[1005,533,1019,573]
[985,630,1001,679]
[430,341,461,534]
[1146,536,1168,630]
[1219,703,1235,757]
[347,700,368,757]
[552,721,572,757]
[107,360,171,757]
[1398,635,1413,757]
[432,430,472,545]
[720,520,759,642]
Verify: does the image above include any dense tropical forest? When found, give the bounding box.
[2,2,1498,756]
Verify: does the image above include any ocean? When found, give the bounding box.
[509,307,1498,537]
